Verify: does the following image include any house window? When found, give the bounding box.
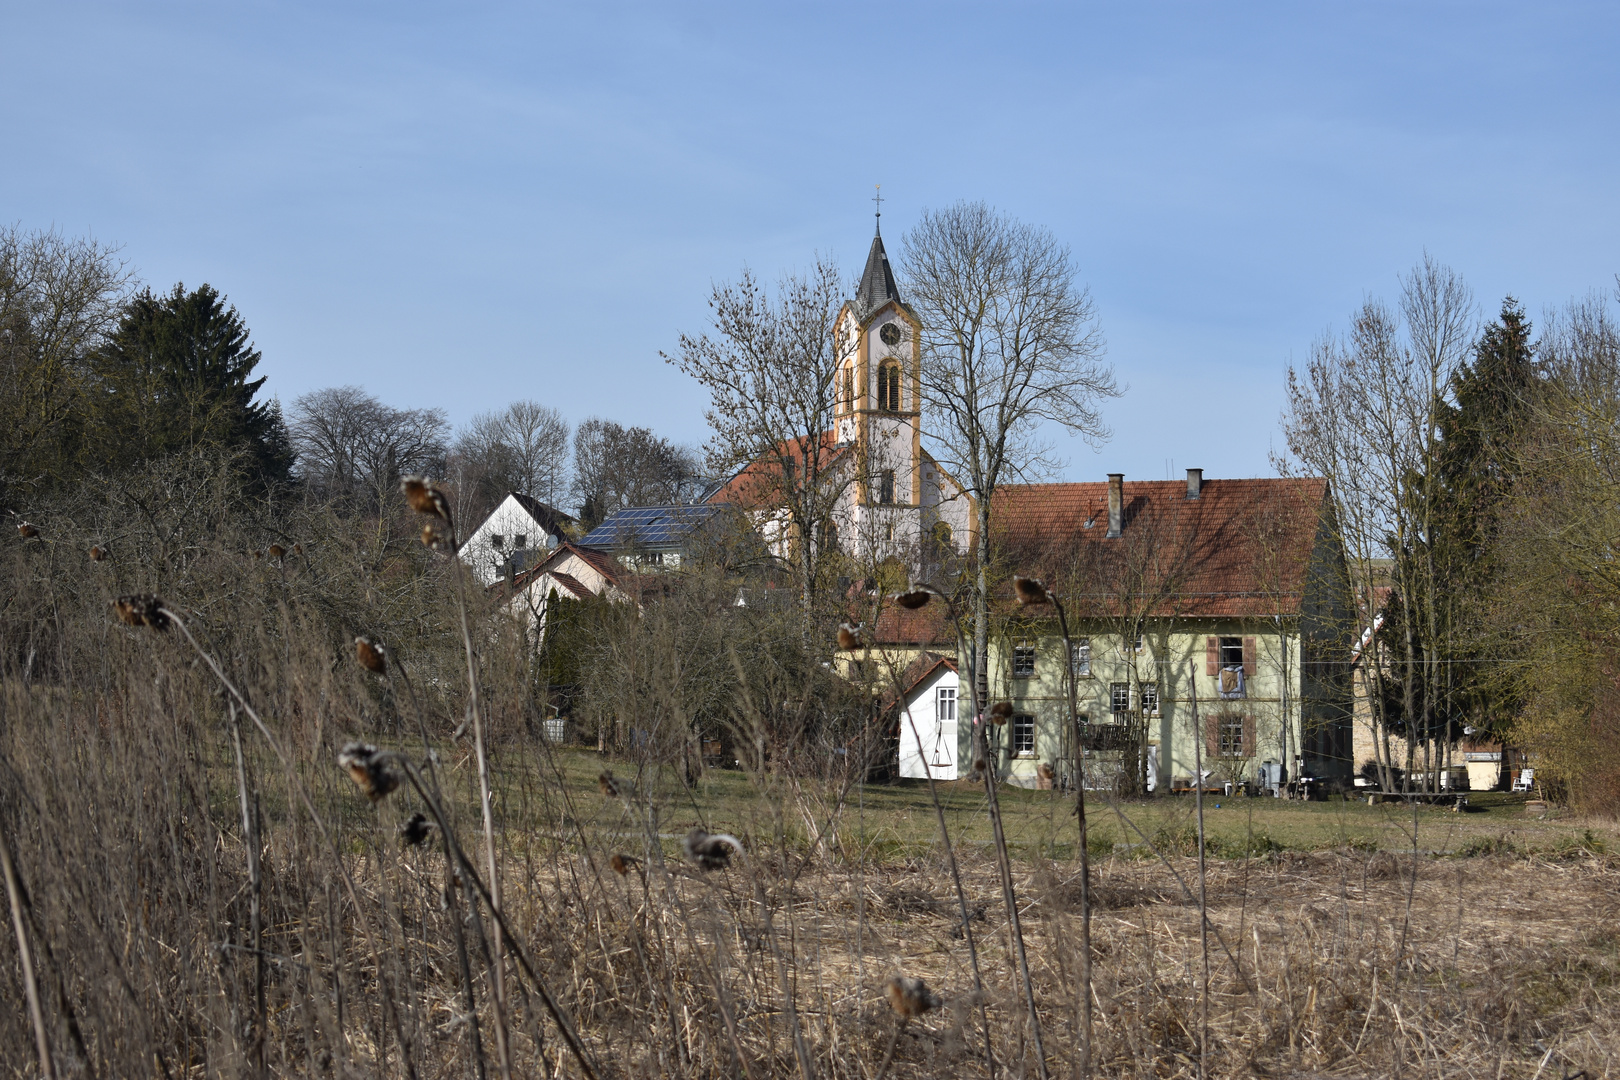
[1217,714,1245,757]
[1110,682,1131,716]
[879,470,895,505]
[936,686,956,723]
[1140,682,1160,717]
[1071,638,1091,677]
[1133,632,1145,653]
[514,533,527,549]
[878,363,902,412]
[491,533,505,549]
[1219,637,1244,667]
[1012,639,1037,678]
[1012,713,1036,757]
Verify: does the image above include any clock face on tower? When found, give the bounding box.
[879,323,902,346]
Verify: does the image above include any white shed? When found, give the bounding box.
[897,657,960,781]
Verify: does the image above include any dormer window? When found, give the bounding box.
[878,363,901,412]
[491,534,505,549]
[514,534,527,549]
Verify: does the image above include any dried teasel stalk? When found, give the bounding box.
[399,812,433,848]
[354,635,387,674]
[112,594,169,630]
[400,475,453,526]
[337,742,401,801]
[683,828,742,871]
[598,770,632,797]
[885,975,943,1018]
[1013,575,1050,606]
[420,524,451,552]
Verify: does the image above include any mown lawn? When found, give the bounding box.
[496,747,1617,863]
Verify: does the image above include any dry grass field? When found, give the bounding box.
[3,480,1617,1080]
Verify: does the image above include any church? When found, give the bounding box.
[703,223,978,570]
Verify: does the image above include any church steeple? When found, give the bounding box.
[855,228,901,318]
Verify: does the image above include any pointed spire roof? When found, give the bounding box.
[855,228,901,318]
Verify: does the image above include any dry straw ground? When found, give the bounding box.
[3,468,1619,1079]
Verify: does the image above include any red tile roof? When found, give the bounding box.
[990,477,1330,619]
[705,431,849,509]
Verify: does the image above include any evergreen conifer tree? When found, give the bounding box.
[92,283,292,486]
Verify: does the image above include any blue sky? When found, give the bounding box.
[4,2,1616,484]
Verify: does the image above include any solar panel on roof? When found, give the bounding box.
[580,504,723,548]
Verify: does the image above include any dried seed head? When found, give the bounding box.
[354,635,387,674]
[399,811,432,847]
[989,701,1014,725]
[1013,576,1050,606]
[337,742,401,801]
[400,475,453,526]
[17,522,38,539]
[251,549,263,559]
[892,590,932,610]
[112,594,169,630]
[88,545,108,562]
[971,755,988,774]
[420,524,451,552]
[610,853,640,876]
[837,622,864,651]
[293,543,304,557]
[267,544,286,560]
[683,828,742,871]
[885,975,943,1018]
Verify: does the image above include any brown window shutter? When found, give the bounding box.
[1206,711,1221,759]
[1242,636,1257,677]
[1242,713,1256,758]
[1206,636,1219,676]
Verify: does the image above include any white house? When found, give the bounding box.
[895,655,960,781]
[460,492,577,585]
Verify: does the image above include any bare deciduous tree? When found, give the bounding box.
[0,226,137,495]
[1279,255,1475,791]
[570,417,700,529]
[901,202,1117,702]
[448,401,571,527]
[289,385,449,509]
[665,259,857,615]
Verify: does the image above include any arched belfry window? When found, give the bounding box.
[878,363,902,413]
[842,367,855,413]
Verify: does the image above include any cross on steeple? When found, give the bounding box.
[873,185,882,234]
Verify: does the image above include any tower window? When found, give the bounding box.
[842,367,855,413]
[879,470,895,505]
[878,363,901,412]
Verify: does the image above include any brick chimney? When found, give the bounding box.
[1186,468,1203,500]
[1107,473,1123,538]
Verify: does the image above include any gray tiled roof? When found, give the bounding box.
[855,231,901,317]
[509,492,576,535]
